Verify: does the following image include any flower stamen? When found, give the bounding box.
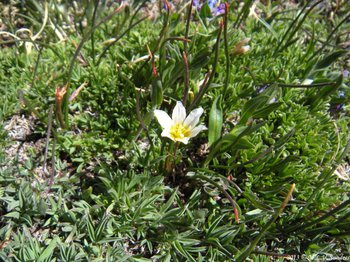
[170,123,191,140]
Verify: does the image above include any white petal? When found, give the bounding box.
[189,125,207,138]
[154,110,173,129]
[172,101,186,124]
[184,107,204,128]
[175,137,190,144]
[161,129,175,141]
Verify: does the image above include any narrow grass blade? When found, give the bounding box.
[236,184,295,262]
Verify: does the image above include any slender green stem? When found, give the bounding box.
[308,199,350,227]
[43,105,53,176]
[31,45,43,88]
[64,3,124,128]
[191,168,275,211]
[49,137,56,186]
[192,173,240,223]
[128,0,148,31]
[91,0,100,65]
[276,0,322,55]
[233,0,254,29]
[189,168,243,194]
[157,0,170,50]
[96,16,149,65]
[189,20,223,110]
[192,70,210,105]
[277,82,336,88]
[56,109,65,129]
[159,141,166,174]
[308,13,350,62]
[181,51,190,105]
[181,0,193,105]
[306,211,350,236]
[165,141,174,175]
[144,130,156,162]
[133,5,171,85]
[171,142,180,181]
[281,0,322,51]
[236,184,295,262]
[299,137,350,215]
[67,4,123,84]
[223,3,230,98]
[184,0,194,53]
[273,0,312,55]
[135,90,145,129]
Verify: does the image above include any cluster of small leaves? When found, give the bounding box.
[0,0,349,261]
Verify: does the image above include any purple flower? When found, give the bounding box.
[192,0,202,11]
[208,0,218,9]
[212,3,225,16]
[193,0,226,16]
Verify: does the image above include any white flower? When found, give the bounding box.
[154,101,207,144]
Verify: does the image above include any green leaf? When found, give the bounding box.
[245,209,263,216]
[269,129,293,150]
[199,3,213,19]
[4,211,20,219]
[151,78,163,107]
[206,215,225,237]
[38,237,59,262]
[99,176,112,189]
[239,96,269,124]
[233,137,255,149]
[255,16,278,40]
[205,122,265,165]
[242,192,273,211]
[190,48,211,71]
[173,240,196,262]
[160,190,177,213]
[208,95,223,147]
[95,215,110,242]
[309,74,343,108]
[19,190,25,209]
[86,214,96,243]
[314,50,348,70]
[253,102,283,118]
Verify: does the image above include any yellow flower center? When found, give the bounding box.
[170,123,191,140]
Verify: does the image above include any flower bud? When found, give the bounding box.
[233,38,251,55]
